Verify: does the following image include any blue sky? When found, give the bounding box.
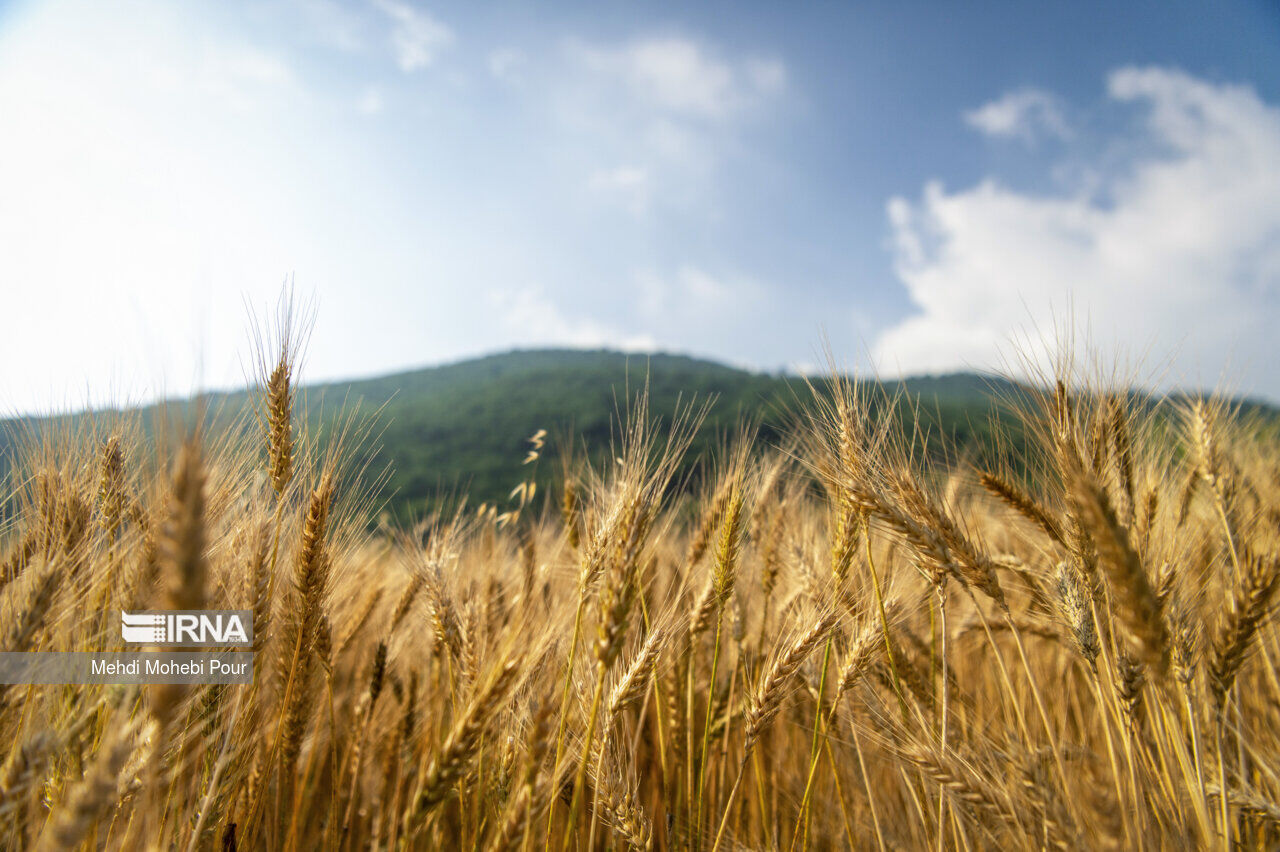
[1,0,1279,412]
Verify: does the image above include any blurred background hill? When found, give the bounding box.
[4,348,1275,519]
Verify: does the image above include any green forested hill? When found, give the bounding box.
[298,349,1034,516]
[4,348,1270,519]
[312,350,798,514]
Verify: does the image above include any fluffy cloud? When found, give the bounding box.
[372,0,452,72]
[562,35,787,221]
[964,87,1068,142]
[573,36,785,120]
[876,67,1280,396]
[488,287,658,352]
[633,265,763,322]
[485,267,762,362]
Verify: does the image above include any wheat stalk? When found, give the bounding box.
[410,657,522,825]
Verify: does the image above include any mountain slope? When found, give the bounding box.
[9,348,1268,518]
[304,349,1025,515]
[309,350,805,515]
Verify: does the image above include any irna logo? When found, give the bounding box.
[120,610,253,646]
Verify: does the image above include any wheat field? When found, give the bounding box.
[1,317,1279,851]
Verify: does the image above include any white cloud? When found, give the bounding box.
[677,265,736,303]
[573,36,786,120]
[488,287,658,351]
[634,265,760,319]
[372,0,452,72]
[877,67,1280,396]
[965,87,1068,142]
[561,35,788,218]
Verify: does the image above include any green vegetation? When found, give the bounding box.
[286,350,1030,517]
[2,349,1273,519]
